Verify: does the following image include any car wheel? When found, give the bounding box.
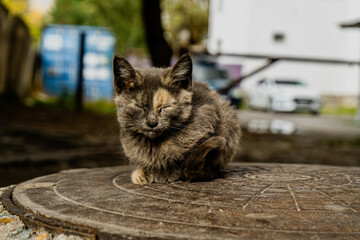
[311,110,319,116]
[267,97,273,112]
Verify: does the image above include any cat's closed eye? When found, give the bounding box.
[158,106,171,114]
[134,104,146,111]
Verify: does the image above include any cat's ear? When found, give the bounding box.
[113,55,136,94]
[168,53,192,90]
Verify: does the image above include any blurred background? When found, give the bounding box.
[1,0,360,187]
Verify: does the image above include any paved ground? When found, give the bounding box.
[238,110,360,137]
[2,163,360,240]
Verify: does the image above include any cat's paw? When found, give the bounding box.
[147,172,180,183]
[146,172,165,183]
[166,172,181,183]
[131,169,148,185]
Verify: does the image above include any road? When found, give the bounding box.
[237,110,360,137]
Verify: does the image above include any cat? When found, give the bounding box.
[113,53,241,184]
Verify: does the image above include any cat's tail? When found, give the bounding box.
[217,100,242,166]
[183,136,226,182]
[183,100,241,182]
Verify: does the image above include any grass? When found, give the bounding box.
[25,93,116,115]
[84,100,116,115]
[327,137,360,147]
[321,106,357,116]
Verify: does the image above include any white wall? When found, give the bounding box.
[208,0,360,96]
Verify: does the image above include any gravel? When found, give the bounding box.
[0,187,87,240]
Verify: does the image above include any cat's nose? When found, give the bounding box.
[146,121,158,128]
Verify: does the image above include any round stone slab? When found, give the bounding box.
[7,163,360,239]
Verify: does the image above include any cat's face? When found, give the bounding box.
[113,54,193,139]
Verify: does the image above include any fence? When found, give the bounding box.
[0,3,36,98]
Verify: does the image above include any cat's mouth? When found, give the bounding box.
[143,128,159,132]
[142,128,162,138]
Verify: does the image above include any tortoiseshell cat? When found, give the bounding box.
[113,53,241,184]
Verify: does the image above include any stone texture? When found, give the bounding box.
[3,163,360,239]
[0,187,87,240]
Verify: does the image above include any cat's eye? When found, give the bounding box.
[135,104,146,111]
[158,106,170,114]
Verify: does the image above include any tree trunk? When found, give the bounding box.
[142,0,173,67]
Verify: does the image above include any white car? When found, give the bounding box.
[247,78,321,114]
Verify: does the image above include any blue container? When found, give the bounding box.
[40,25,115,101]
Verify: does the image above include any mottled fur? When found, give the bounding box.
[113,53,241,184]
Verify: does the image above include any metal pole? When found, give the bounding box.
[218,53,360,66]
[75,31,85,113]
[218,58,279,94]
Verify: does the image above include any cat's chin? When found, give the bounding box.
[142,130,162,139]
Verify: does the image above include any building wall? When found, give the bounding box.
[208,0,360,96]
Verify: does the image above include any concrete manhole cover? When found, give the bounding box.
[244,172,315,182]
[2,163,360,239]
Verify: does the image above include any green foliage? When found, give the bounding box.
[48,0,146,54]
[48,0,210,55]
[162,0,209,52]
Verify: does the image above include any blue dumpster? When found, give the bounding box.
[40,25,115,101]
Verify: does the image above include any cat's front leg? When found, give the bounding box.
[147,171,180,183]
[131,168,148,185]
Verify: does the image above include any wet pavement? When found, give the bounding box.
[238,110,360,137]
[2,163,360,239]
